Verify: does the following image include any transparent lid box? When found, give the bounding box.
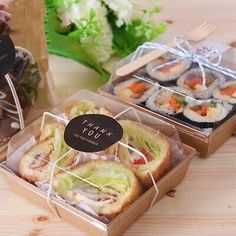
[0,91,197,236]
[100,39,236,158]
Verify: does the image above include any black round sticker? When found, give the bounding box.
[0,35,15,79]
[64,114,123,152]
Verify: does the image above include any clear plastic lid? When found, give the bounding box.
[5,90,187,223]
[102,38,236,135]
[0,45,41,146]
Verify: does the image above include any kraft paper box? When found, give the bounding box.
[0,91,197,236]
[99,39,236,158]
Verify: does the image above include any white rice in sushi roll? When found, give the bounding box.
[113,78,156,104]
[146,53,192,82]
[183,100,230,123]
[177,68,225,99]
[146,86,193,115]
[213,80,236,104]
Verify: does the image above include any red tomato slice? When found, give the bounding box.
[133,148,154,165]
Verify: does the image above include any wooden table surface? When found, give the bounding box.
[1,0,236,235]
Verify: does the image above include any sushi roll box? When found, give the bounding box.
[0,90,197,236]
[99,40,236,158]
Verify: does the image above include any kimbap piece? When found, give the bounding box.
[146,87,193,115]
[177,68,225,99]
[183,100,230,128]
[146,53,192,83]
[213,81,236,104]
[113,78,155,104]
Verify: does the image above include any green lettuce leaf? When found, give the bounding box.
[121,121,161,159]
[54,164,130,195]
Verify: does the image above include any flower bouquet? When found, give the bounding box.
[44,0,166,80]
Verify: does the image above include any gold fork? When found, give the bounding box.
[116,22,217,77]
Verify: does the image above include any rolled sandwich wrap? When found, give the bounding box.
[118,120,171,187]
[52,160,142,220]
[64,100,113,120]
[19,122,76,183]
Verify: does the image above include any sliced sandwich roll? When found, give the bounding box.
[52,160,142,220]
[19,122,76,183]
[64,100,113,120]
[118,120,171,187]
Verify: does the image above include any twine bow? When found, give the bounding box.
[133,37,236,88]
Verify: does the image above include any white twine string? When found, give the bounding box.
[46,148,103,218]
[0,45,37,130]
[114,107,159,208]
[5,74,24,130]
[40,111,68,131]
[0,99,19,114]
[118,141,159,208]
[132,37,236,89]
[42,106,160,217]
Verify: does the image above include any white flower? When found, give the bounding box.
[103,0,133,27]
[56,0,113,62]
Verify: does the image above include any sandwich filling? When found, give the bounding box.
[19,123,75,182]
[52,160,141,217]
[119,120,170,173]
[65,100,112,120]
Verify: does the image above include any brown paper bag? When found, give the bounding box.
[9,0,59,111]
[0,0,58,160]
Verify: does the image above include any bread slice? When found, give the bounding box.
[19,122,76,183]
[19,139,54,183]
[118,120,171,187]
[52,160,142,220]
[64,100,113,120]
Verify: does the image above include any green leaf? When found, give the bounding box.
[44,1,110,81]
[109,13,166,57]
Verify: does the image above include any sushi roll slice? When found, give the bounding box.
[177,68,225,99]
[183,100,230,128]
[113,78,155,104]
[146,52,192,83]
[146,87,193,115]
[213,81,236,104]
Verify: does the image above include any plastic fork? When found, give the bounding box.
[116,22,217,77]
